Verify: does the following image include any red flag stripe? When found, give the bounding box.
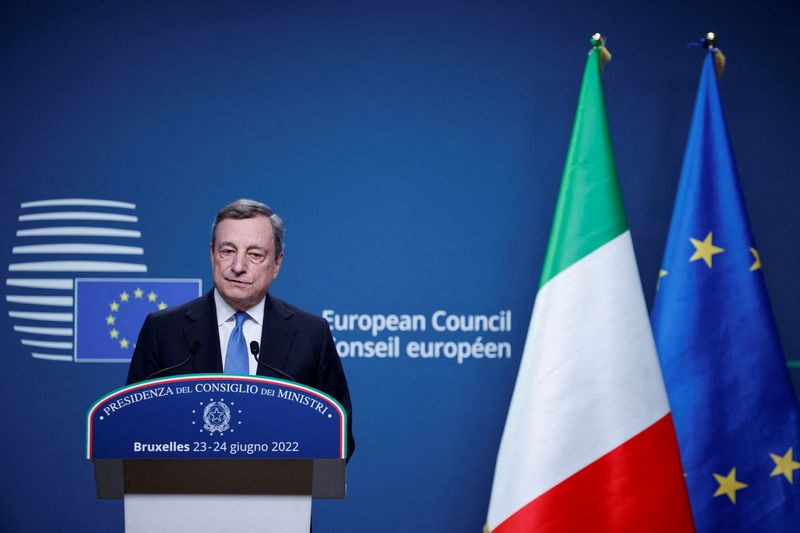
[492,414,694,533]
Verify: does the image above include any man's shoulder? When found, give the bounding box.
[148,292,211,324]
[269,295,327,327]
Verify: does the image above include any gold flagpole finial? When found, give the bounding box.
[702,31,726,79]
[590,33,612,71]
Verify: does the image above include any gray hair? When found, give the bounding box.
[210,199,285,259]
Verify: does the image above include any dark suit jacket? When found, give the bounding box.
[126,290,354,458]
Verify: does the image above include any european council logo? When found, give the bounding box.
[6,198,201,363]
[74,279,201,362]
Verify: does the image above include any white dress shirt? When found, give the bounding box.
[214,288,264,375]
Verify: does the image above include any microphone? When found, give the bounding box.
[249,341,296,381]
[145,341,200,381]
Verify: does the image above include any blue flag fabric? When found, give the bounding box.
[75,278,201,362]
[651,50,800,531]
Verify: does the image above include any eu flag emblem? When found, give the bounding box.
[651,49,800,530]
[74,279,201,362]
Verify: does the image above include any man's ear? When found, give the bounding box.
[273,253,284,279]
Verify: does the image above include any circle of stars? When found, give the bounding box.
[106,287,169,350]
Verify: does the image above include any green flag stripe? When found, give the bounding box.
[539,49,628,287]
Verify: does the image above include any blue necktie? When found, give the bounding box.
[224,312,249,374]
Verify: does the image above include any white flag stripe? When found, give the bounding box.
[16,227,141,238]
[12,243,144,255]
[14,325,73,336]
[21,198,136,209]
[31,352,73,362]
[9,311,73,322]
[9,261,147,272]
[21,339,73,350]
[18,211,137,223]
[487,232,670,528]
[6,295,73,306]
[6,278,74,289]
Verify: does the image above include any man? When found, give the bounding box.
[126,199,354,457]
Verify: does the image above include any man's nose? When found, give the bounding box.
[231,252,248,273]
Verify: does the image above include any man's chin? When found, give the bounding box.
[219,288,255,308]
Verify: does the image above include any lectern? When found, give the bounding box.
[87,375,347,532]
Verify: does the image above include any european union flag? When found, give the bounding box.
[75,278,201,362]
[651,49,800,530]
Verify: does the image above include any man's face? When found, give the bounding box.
[210,215,283,311]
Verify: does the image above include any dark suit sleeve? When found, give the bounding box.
[126,313,161,385]
[317,321,355,460]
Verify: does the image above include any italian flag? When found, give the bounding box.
[485,43,694,532]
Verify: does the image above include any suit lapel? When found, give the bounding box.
[183,291,223,373]
[260,294,296,374]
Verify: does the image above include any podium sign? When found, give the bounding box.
[87,375,347,531]
[87,375,347,460]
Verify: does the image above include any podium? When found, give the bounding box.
[87,375,348,532]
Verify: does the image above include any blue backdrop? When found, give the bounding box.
[2,2,799,531]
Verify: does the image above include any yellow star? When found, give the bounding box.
[120,291,129,302]
[148,291,157,302]
[713,467,748,504]
[690,232,724,268]
[657,269,668,291]
[770,448,800,484]
[105,315,116,325]
[120,338,130,349]
[110,301,120,312]
[158,301,168,311]
[134,287,144,299]
[749,247,762,272]
[110,328,119,339]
